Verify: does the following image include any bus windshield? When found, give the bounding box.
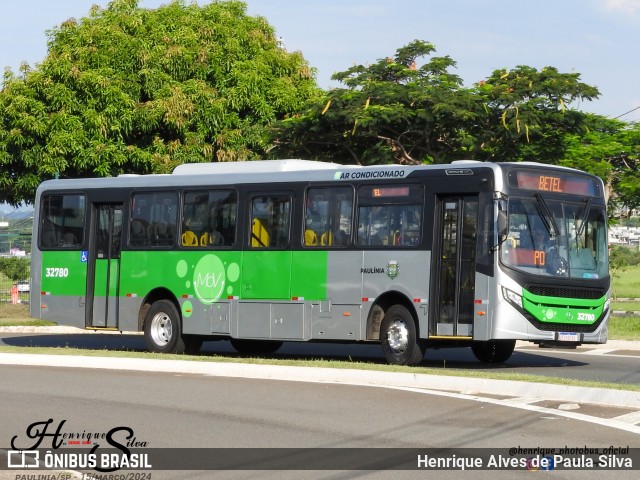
[501,196,608,279]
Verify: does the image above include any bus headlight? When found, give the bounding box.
[502,287,523,309]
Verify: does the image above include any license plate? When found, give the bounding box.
[558,332,579,342]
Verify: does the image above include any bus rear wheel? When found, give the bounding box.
[144,300,186,354]
[471,340,516,364]
[380,305,425,366]
[230,338,283,355]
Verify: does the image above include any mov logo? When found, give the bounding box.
[193,254,226,304]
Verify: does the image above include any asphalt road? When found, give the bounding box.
[1,332,640,386]
[1,364,639,480]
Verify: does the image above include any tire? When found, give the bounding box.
[230,338,283,355]
[143,300,186,354]
[380,305,426,366]
[471,340,516,364]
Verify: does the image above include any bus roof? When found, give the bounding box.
[173,159,342,175]
[35,159,589,193]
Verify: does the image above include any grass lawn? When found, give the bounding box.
[608,316,640,340]
[611,264,640,299]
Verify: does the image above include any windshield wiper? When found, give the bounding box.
[576,197,592,237]
[533,193,559,238]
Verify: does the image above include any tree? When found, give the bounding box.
[469,65,600,163]
[562,116,640,216]
[0,257,29,282]
[275,41,601,167]
[0,0,318,205]
[275,40,479,165]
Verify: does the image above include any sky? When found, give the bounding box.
[0,0,639,122]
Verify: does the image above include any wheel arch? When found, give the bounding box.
[366,290,418,341]
[138,287,181,331]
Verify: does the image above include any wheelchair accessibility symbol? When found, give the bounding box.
[80,251,88,262]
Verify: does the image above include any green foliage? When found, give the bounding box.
[562,116,640,214]
[470,65,599,162]
[275,40,479,165]
[609,245,640,269]
[3,10,639,212]
[619,217,640,228]
[0,256,30,282]
[275,42,601,167]
[0,0,319,204]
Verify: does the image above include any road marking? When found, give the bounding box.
[373,384,640,435]
[584,349,618,355]
[516,347,640,359]
[610,410,640,425]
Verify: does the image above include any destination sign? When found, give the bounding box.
[510,171,600,197]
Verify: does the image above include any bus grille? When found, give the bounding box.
[526,285,605,300]
[528,319,604,333]
[524,284,607,333]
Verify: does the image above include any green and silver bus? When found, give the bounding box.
[30,160,610,365]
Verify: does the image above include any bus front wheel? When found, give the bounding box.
[144,300,186,354]
[380,305,426,366]
[471,340,516,364]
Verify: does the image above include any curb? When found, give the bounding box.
[1,327,639,410]
[0,350,639,410]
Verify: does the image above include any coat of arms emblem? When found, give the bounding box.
[386,260,399,279]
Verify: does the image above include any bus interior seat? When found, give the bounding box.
[569,248,596,269]
[130,219,148,246]
[304,229,318,246]
[333,229,348,246]
[62,232,77,247]
[251,218,270,247]
[151,221,173,246]
[201,231,224,246]
[320,231,333,246]
[182,230,199,247]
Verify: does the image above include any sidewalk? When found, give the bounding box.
[0,326,639,412]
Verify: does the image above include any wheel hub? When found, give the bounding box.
[387,320,409,353]
[150,312,172,346]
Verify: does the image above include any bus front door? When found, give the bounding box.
[432,195,478,337]
[87,204,123,328]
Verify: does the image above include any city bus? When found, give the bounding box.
[30,159,610,365]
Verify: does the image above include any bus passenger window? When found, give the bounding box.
[250,196,290,249]
[304,187,353,248]
[356,184,423,248]
[130,192,177,248]
[182,189,237,248]
[39,194,86,249]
